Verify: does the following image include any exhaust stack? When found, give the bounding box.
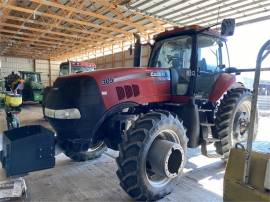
[133,33,141,67]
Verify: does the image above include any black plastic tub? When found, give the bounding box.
[1,125,55,177]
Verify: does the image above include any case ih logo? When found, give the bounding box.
[150,71,170,80]
[102,77,114,85]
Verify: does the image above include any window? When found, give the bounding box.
[59,64,69,76]
[59,64,95,76]
[150,35,192,70]
[71,67,95,73]
[197,35,227,73]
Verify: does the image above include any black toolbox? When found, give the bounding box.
[1,125,55,177]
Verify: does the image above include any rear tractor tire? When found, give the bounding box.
[65,142,107,162]
[214,88,258,159]
[116,111,188,201]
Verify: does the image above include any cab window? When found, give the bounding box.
[197,35,227,73]
[59,64,69,76]
[150,35,192,70]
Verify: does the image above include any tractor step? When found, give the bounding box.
[206,137,220,142]
[200,123,215,127]
[198,109,213,112]
[201,140,223,158]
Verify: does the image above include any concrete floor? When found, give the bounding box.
[0,104,269,201]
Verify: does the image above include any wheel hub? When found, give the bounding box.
[147,139,184,178]
[234,111,250,142]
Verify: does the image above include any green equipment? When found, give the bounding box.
[224,40,270,201]
[0,80,5,107]
[19,71,43,103]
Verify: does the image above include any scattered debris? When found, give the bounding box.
[0,177,27,201]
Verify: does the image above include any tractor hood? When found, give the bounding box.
[72,67,171,108]
[45,67,171,149]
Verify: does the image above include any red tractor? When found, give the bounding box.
[42,61,96,117]
[58,61,96,76]
[44,19,256,200]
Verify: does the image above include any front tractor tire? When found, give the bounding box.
[116,111,187,201]
[65,142,107,162]
[214,88,258,159]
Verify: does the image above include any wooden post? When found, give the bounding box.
[95,48,97,66]
[121,41,125,67]
[102,47,105,68]
[33,59,36,72]
[112,44,114,68]
[48,59,52,86]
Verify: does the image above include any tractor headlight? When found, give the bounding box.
[45,108,81,119]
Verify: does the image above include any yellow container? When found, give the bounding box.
[5,93,22,107]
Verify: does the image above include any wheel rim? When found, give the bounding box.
[88,141,104,152]
[232,100,251,146]
[145,129,183,188]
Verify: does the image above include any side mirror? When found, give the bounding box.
[221,19,235,36]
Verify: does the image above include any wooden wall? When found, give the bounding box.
[85,46,151,69]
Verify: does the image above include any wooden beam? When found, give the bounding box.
[0,3,133,37]
[2,53,49,60]
[48,59,52,86]
[0,28,77,43]
[0,22,103,40]
[0,21,132,54]
[0,31,64,45]
[26,0,83,53]
[4,15,118,39]
[30,0,146,33]
[3,4,41,52]
[91,0,165,30]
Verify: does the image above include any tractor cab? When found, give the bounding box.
[148,23,232,99]
[19,71,42,83]
[19,71,44,103]
[59,61,96,76]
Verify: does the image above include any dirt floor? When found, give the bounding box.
[0,104,269,201]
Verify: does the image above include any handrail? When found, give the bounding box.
[243,40,270,184]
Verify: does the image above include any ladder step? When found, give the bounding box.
[201,141,223,158]
[198,109,212,112]
[200,123,215,127]
[205,138,220,142]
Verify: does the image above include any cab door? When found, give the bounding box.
[196,35,229,98]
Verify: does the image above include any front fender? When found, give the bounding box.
[209,73,236,103]
[91,101,139,142]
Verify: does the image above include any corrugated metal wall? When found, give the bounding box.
[0,56,34,78]
[35,59,50,87]
[0,47,149,86]
[50,61,62,85]
[85,46,151,69]
[0,56,61,86]
[35,60,61,86]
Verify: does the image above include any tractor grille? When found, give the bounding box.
[116,84,140,100]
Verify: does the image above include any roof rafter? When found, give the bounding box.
[0,3,133,37]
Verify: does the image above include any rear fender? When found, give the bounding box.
[209,73,236,103]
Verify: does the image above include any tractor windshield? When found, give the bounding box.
[21,73,41,82]
[149,35,192,69]
[59,64,95,76]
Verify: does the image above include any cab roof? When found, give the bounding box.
[154,25,222,41]
[61,61,96,68]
